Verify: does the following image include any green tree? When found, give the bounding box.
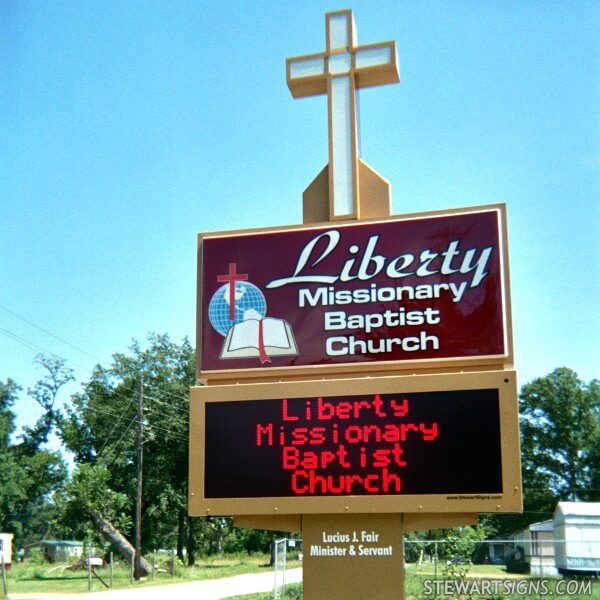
[59,334,197,562]
[520,368,599,501]
[490,368,599,537]
[0,380,26,535]
[583,379,600,502]
[404,521,491,565]
[20,355,74,451]
[60,463,152,574]
[0,378,67,546]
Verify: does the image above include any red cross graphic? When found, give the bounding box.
[217,263,248,321]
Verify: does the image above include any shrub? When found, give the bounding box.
[505,546,529,574]
[26,547,46,565]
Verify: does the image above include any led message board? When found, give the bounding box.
[197,204,512,380]
[189,371,522,515]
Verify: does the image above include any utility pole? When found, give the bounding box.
[134,378,143,580]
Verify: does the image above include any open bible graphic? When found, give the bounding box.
[220,317,298,361]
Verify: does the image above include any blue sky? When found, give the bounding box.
[1,0,598,435]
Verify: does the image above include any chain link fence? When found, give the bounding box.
[272,536,599,597]
[405,538,600,577]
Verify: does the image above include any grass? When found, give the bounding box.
[5,554,298,595]
[228,583,302,600]
[4,558,599,599]
[226,565,600,600]
[404,570,600,600]
[408,563,508,576]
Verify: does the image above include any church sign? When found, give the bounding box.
[189,370,521,515]
[191,9,522,600]
[197,204,512,379]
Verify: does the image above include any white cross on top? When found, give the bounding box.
[287,10,399,220]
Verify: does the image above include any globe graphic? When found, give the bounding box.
[208,281,267,336]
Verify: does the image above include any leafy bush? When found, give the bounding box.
[25,547,46,565]
[505,546,529,574]
[472,540,490,564]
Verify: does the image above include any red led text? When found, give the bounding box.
[255,394,439,496]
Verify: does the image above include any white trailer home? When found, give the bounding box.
[554,501,600,574]
[512,519,557,576]
[525,520,557,576]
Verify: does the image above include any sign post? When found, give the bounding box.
[189,9,521,600]
[302,513,404,600]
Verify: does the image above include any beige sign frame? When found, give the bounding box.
[197,203,514,383]
[189,370,522,516]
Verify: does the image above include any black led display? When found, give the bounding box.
[203,389,503,499]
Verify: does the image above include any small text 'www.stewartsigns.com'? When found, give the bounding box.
[423,578,593,597]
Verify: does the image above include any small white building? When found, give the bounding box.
[526,520,557,576]
[513,520,557,576]
[0,533,14,569]
[487,536,515,564]
[41,540,85,563]
[24,540,85,563]
[554,501,600,574]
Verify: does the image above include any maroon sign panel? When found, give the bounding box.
[198,205,510,375]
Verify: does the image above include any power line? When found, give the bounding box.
[1,327,62,362]
[1,305,197,396]
[95,405,135,459]
[142,390,189,414]
[144,384,191,404]
[100,415,138,465]
[0,304,102,362]
[75,376,189,425]
[1,319,192,423]
[1,312,190,477]
[62,379,188,442]
[70,399,188,444]
[1,306,194,401]
[0,327,92,376]
[101,384,189,429]
[68,384,189,440]
[2,324,189,432]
